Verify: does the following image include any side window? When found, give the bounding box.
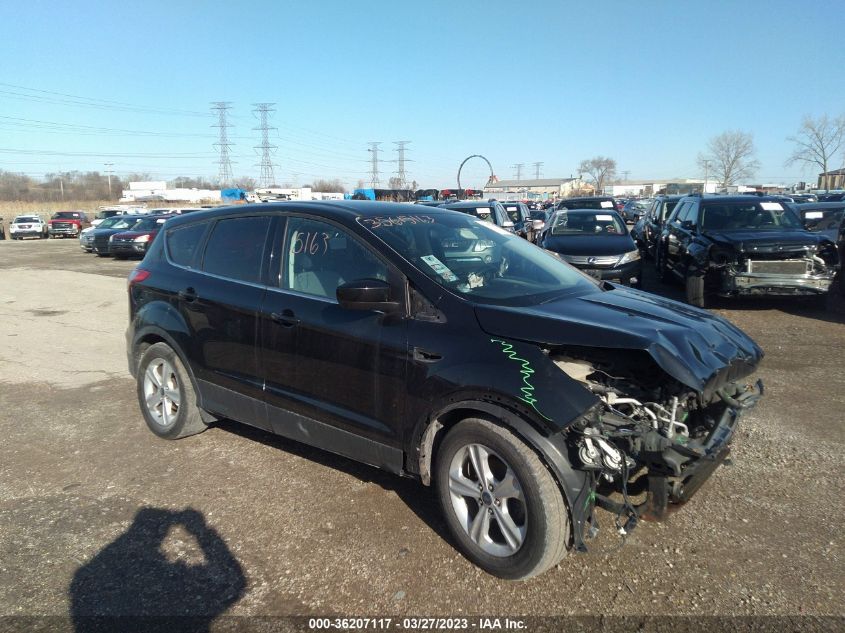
[166,222,207,268]
[685,201,700,225]
[201,216,272,283]
[282,217,388,300]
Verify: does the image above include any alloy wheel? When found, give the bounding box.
[142,358,181,427]
[448,443,527,557]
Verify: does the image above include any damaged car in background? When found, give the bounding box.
[127,202,763,580]
[656,195,838,307]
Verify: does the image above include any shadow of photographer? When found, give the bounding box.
[69,506,246,633]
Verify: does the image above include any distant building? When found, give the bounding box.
[484,177,583,200]
[605,179,718,197]
[818,168,845,190]
[120,181,220,203]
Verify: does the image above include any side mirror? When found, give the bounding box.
[336,279,400,313]
[681,220,697,231]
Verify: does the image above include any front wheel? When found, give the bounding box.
[136,342,207,439]
[435,418,570,580]
[685,272,707,307]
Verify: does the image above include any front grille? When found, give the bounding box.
[52,222,74,229]
[747,259,809,275]
[563,254,620,267]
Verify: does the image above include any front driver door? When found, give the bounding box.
[259,214,408,470]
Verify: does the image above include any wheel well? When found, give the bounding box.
[132,334,166,374]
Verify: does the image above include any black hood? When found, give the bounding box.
[703,229,826,252]
[542,233,635,256]
[474,286,762,397]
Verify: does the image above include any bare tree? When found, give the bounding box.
[577,157,617,193]
[307,178,346,193]
[697,130,760,187]
[785,114,845,186]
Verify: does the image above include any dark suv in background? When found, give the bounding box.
[655,195,838,307]
[631,195,683,259]
[126,201,763,580]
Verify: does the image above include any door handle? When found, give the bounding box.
[412,347,442,363]
[271,310,300,327]
[178,287,197,302]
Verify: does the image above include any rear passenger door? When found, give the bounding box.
[177,215,274,430]
[258,214,408,470]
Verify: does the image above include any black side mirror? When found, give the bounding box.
[336,279,400,313]
[681,220,697,231]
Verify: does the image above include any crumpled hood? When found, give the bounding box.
[703,229,826,252]
[475,287,763,396]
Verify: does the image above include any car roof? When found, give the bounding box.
[794,202,845,210]
[688,195,786,204]
[440,201,497,209]
[560,196,614,202]
[160,200,471,230]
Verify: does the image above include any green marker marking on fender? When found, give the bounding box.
[491,338,552,421]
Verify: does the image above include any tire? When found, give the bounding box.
[136,342,207,440]
[656,250,671,284]
[435,418,570,580]
[685,272,707,307]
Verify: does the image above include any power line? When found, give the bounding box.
[253,103,278,187]
[211,102,234,185]
[394,141,412,188]
[532,162,543,180]
[368,142,381,187]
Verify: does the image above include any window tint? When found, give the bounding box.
[675,202,694,223]
[167,222,208,268]
[201,216,271,283]
[282,217,388,300]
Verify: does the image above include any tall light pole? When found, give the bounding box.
[702,159,711,193]
[104,162,114,198]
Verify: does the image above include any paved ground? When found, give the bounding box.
[0,237,843,630]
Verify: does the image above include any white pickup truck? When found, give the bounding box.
[9,215,48,239]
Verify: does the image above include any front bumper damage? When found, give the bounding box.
[725,270,834,296]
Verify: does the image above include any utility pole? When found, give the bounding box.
[702,159,711,193]
[393,141,412,188]
[211,102,234,186]
[622,170,630,182]
[511,163,524,181]
[104,162,114,198]
[532,162,543,180]
[368,142,381,187]
[253,103,278,188]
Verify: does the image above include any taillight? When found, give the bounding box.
[128,268,151,286]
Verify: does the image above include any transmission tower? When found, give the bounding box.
[253,103,278,187]
[393,141,412,188]
[511,163,524,181]
[368,142,381,187]
[210,102,234,185]
[532,162,544,180]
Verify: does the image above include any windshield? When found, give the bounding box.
[446,205,496,224]
[358,213,596,306]
[558,199,615,210]
[802,208,844,232]
[97,216,125,229]
[549,210,627,236]
[502,204,524,222]
[700,202,803,231]
[51,212,82,219]
[132,217,165,231]
[13,216,40,223]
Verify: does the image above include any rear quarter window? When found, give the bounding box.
[166,222,208,268]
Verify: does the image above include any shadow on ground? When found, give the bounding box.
[69,507,246,632]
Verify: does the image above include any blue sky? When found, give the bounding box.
[1,0,843,190]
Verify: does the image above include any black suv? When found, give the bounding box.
[439,199,516,233]
[499,201,537,241]
[126,201,763,579]
[631,195,684,259]
[655,195,838,307]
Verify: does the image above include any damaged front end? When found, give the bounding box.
[552,346,762,537]
[707,240,838,297]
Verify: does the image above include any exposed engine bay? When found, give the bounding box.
[550,346,762,538]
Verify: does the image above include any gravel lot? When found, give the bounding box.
[0,237,843,630]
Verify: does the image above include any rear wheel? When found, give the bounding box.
[435,418,570,580]
[136,342,207,439]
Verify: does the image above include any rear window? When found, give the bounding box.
[167,222,208,268]
[201,216,272,283]
[558,199,614,210]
